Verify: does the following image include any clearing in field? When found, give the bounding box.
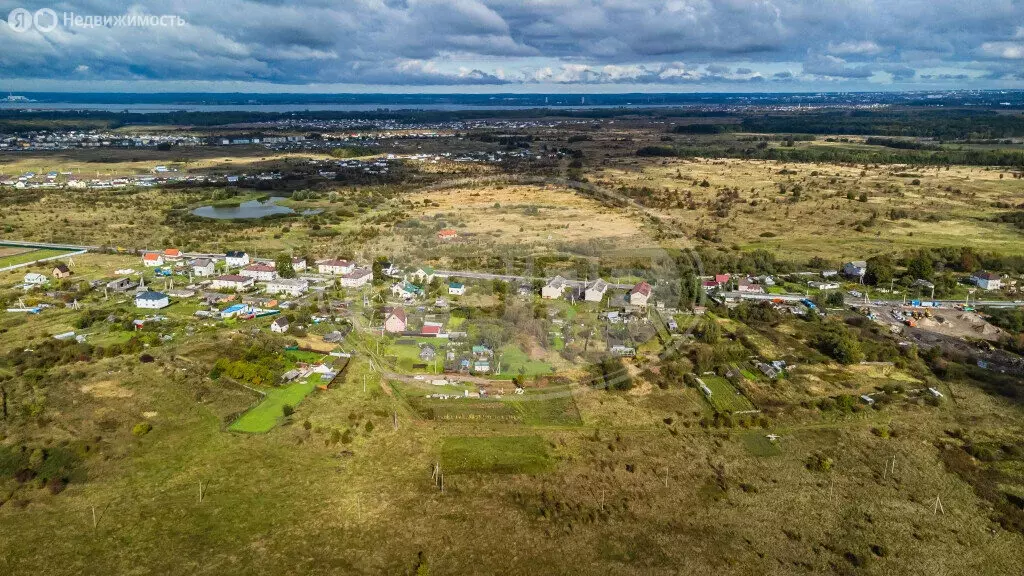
[228,380,317,433]
[699,375,755,413]
[0,247,74,269]
[740,431,783,457]
[440,435,552,474]
[407,183,651,246]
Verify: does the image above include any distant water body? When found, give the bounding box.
[0,102,675,113]
[192,197,321,219]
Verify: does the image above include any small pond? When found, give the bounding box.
[191,197,321,219]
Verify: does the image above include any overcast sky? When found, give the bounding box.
[1,0,1023,92]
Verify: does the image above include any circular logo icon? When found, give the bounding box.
[7,8,32,32]
[33,8,58,32]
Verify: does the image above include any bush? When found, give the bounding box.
[805,453,833,473]
[282,404,294,417]
[132,422,153,436]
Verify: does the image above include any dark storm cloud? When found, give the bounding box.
[0,0,1022,88]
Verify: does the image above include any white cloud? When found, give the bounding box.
[827,41,882,56]
[981,42,1024,59]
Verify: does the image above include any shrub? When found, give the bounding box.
[805,453,833,473]
[282,404,294,417]
[132,422,153,436]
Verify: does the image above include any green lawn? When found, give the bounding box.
[493,344,553,379]
[228,381,317,433]
[700,375,755,413]
[740,432,782,457]
[285,349,327,364]
[441,435,552,474]
[0,248,75,269]
[387,337,443,372]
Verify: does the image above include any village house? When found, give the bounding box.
[212,274,255,291]
[265,278,309,297]
[191,257,216,277]
[318,258,355,275]
[340,267,373,288]
[51,263,71,279]
[384,307,408,333]
[23,272,47,285]
[843,260,868,279]
[437,228,458,241]
[240,263,277,282]
[737,278,765,293]
[410,266,435,284]
[448,281,466,296]
[628,281,652,307]
[270,316,289,334]
[971,271,1002,291]
[142,252,164,267]
[291,257,307,273]
[809,281,840,290]
[542,275,570,299]
[135,291,170,310]
[584,279,609,302]
[392,281,424,299]
[106,277,135,292]
[224,250,250,268]
[421,321,443,337]
[163,248,183,261]
[419,344,437,361]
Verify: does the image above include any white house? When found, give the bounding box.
[584,279,609,302]
[270,316,289,334]
[224,251,250,268]
[191,257,216,277]
[135,291,170,309]
[240,263,277,282]
[142,252,164,267]
[843,261,868,279]
[211,274,254,291]
[410,266,435,284]
[628,281,652,307]
[340,267,373,288]
[448,281,466,296]
[23,272,47,285]
[318,259,355,275]
[265,278,309,297]
[971,271,1002,291]
[542,276,570,299]
[291,257,307,273]
[392,281,424,299]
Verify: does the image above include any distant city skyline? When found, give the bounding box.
[1,1,1023,92]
